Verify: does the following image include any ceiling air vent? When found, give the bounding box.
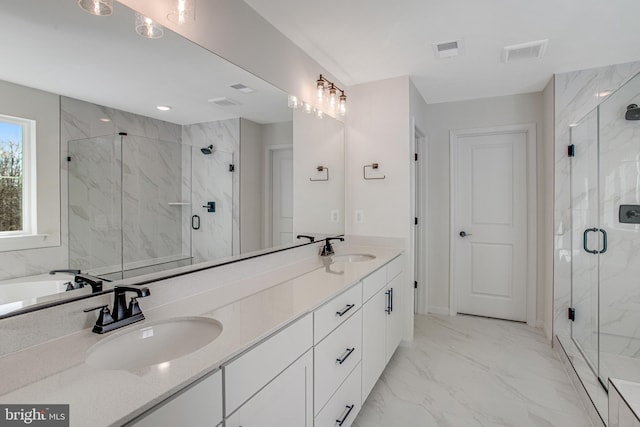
[229,83,255,94]
[433,40,462,59]
[208,97,241,107]
[501,39,548,63]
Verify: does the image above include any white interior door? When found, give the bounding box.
[271,148,293,246]
[451,126,530,322]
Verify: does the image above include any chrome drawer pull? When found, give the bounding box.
[336,404,355,426]
[336,304,355,317]
[336,348,355,365]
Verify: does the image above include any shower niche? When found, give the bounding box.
[68,131,234,280]
[569,70,640,390]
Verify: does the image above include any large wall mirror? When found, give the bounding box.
[0,0,345,317]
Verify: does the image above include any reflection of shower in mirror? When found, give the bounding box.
[201,144,215,155]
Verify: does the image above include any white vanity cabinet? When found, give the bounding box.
[129,369,222,427]
[362,254,404,401]
[223,313,313,427]
[225,350,313,427]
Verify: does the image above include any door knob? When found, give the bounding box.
[459,231,472,237]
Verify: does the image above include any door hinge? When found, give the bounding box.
[414,281,418,289]
[228,164,235,172]
[414,153,418,161]
[568,307,576,321]
[414,217,418,225]
[568,144,575,157]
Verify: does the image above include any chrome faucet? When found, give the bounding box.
[84,286,151,334]
[319,237,345,257]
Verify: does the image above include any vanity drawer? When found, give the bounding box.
[386,254,403,282]
[314,282,362,344]
[224,313,312,415]
[315,362,362,427]
[314,308,362,414]
[362,267,387,303]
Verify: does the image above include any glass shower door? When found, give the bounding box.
[597,71,640,385]
[570,108,600,376]
[68,135,123,279]
[191,147,234,264]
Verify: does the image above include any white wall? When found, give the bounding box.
[346,76,417,341]
[541,77,555,340]
[0,80,63,280]
[424,93,544,324]
[240,119,263,253]
[293,109,345,236]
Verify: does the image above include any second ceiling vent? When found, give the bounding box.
[433,40,462,59]
[501,39,548,63]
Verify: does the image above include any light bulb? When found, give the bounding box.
[329,85,337,108]
[135,13,164,39]
[167,0,195,24]
[287,95,299,109]
[304,103,313,114]
[339,93,347,116]
[317,77,325,100]
[78,0,113,16]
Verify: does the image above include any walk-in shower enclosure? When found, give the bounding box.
[570,71,640,388]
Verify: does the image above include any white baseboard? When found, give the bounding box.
[427,306,450,316]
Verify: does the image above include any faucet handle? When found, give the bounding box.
[127,297,143,317]
[84,304,114,327]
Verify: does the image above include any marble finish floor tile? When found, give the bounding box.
[353,314,593,427]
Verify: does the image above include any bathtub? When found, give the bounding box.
[0,273,90,316]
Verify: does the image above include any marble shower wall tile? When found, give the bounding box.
[182,119,240,263]
[554,61,640,341]
[63,97,184,274]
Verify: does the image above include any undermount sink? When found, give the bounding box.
[331,253,376,263]
[86,317,223,370]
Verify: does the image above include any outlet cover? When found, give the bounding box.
[331,210,339,223]
[355,210,364,224]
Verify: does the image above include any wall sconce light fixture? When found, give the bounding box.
[78,0,113,16]
[316,74,347,116]
[135,13,164,39]
[167,0,195,25]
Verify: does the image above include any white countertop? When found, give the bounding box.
[0,246,402,426]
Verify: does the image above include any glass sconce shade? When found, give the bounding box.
[78,0,113,16]
[135,13,164,39]
[339,93,347,116]
[167,0,196,24]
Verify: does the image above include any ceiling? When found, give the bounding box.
[0,0,290,125]
[243,0,640,104]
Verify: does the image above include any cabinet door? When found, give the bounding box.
[386,272,404,363]
[130,370,222,427]
[225,350,313,427]
[361,287,387,402]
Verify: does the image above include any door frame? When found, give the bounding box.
[263,144,293,248]
[449,123,537,326]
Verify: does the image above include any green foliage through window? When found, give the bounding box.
[0,121,24,232]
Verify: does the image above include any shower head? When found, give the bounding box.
[626,104,640,121]
[201,145,214,155]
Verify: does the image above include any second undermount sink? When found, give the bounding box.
[331,253,376,263]
[86,317,223,370]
